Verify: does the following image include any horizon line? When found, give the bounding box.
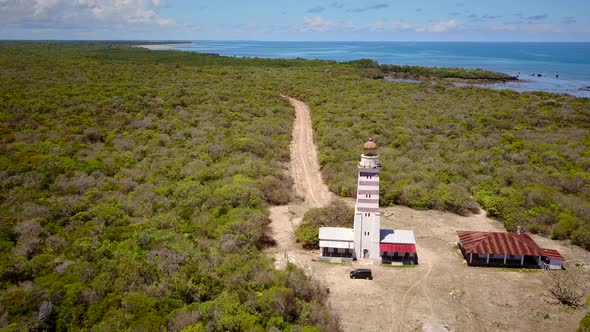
[1,39,590,43]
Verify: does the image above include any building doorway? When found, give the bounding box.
[363,249,369,258]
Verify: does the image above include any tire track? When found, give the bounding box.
[395,251,433,332]
[284,96,332,208]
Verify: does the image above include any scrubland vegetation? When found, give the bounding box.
[0,43,337,331]
[1,42,589,330]
[347,59,515,80]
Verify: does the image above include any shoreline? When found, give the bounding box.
[133,41,192,50]
[132,41,589,98]
[383,73,519,84]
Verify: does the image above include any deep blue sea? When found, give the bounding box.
[145,41,590,97]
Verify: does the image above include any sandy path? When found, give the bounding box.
[265,96,333,270]
[285,96,333,208]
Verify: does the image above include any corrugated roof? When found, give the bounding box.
[458,230,540,256]
[541,249,564,260]
[380,229,416,244]
[319,227,354,241]
[380,243,416,253]
[457,230,563,260]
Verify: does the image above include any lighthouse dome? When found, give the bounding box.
[363,138,377,150]
[360,137,381,168]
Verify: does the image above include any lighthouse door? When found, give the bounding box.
[363,249,369,258]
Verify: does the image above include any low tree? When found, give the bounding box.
[546,267,589,307]
[295,200,353,249]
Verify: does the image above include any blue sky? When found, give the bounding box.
[1,0,589,41]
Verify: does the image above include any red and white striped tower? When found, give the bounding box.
[353,138,382,261]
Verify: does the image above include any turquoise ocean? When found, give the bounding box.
[148,41,590,98]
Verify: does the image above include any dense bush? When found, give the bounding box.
[346,58,514,80]
[0,42,338,331]
[295,201,354,248]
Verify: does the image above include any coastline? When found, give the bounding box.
[133,41,192,50]
[383,73,519,84]
[133,41,590,98]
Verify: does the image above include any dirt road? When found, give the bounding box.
[285,96,333,208]
[266,96,333,270]
[266,97,590,332]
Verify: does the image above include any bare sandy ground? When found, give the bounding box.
[266,97,590,332]
[285,96,333,208]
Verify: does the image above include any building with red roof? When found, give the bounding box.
[457,230,564,269]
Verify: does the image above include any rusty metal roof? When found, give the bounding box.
[540,249,564,260]
[457,230,563,260]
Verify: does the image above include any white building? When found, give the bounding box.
[318,227,354,261]
[319,138,418,264]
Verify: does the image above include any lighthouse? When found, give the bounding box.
[353,138,382,260]
[318,138,418,264]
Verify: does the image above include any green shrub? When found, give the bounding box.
[571,225,590,250]
[550,213,578,240]
[295,201,354,248]
[580,311,590,332]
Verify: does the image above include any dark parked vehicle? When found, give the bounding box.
[350,268,373,280]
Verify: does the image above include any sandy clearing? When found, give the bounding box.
[397,248,433,332]
[266,97,590,332]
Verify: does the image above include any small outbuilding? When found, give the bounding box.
[457,230,564,269]
[380,229,418,265]
[540,249,564,270]
[319,227,354,261]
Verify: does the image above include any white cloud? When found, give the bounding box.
[489,23,560,33]
[523,24,560,33]
[302,17,461,34]
[391,19,417,30]
[0,0,176,34]
[387,19,462,33]
[420,19,460,32]
[302,16,333,32]
[370,20,386,31]
[489,24,517,31]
